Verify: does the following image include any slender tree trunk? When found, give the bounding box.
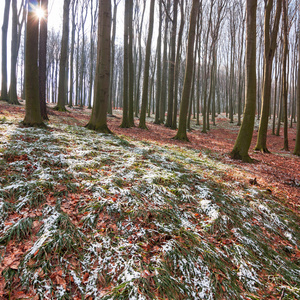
[1,0,10,101]
[154,0,162,124]
[159,0,170,124]
[272,57,279,135]
[255,0,282,152]
[39,0,49,120]
[139,0,155,129]
[172,0,186,129]
[55,0,70,111]
[120,0,130,127]
[86,0,111,133]
[108,0,118,114]
[68,0,77,108]
[128,0,135,126]
[282,0,289,151]
[174,0,199,141]
[230,0,257,162]
[23,0,43,126]
[9,0,20,105]
[294,7,300,155]
[166,0,178,128]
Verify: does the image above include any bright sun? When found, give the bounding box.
[35,7,45,20]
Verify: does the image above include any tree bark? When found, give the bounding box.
[120,0,130,127]
[255,0,282,152]
[282,0,288,151]
[174,0,199,141]
[230,0,257,163]
[23,0,43,126]
[55,0,70,111]
[154,0,162,125]
[108,0,119,113]
[138,0,155,129]
[9,0,21,105]
[1,0,10,101]
[85,0,111,133]
[39,0,49,120]
[165,0,178,128]
[128,0,135,126]
[294,9,300,155]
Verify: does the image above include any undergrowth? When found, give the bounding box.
[0,121,299,299]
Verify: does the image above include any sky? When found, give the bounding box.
[0,0,63,89]
[0,0,153,92]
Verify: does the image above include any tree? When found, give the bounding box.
[139,0,155,129]
[229,0,257,162]
[9,0,25,105]
[255,0,282,153]
[23,0,43,126]
[172,0,186,130]
[128,0,135,127]
[173,0,199,141]
[165,0,178,128]
[108,0,120,113]
[85,0,111,133]
[120,0,130,128]
[1,0,11,101]
[282,0,288,151]
[154,0,163,124]
[55,0,70,111]
[39,0,49,120]
[294,9,300,155]
[68,0,78,107]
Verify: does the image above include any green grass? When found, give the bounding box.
[0,121,299,299]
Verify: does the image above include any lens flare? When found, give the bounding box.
[35,7,45,20]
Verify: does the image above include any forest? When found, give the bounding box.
[0,0,300,299]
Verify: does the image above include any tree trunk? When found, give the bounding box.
[1,0,10,101]
[39,0,49,120]
[128,0,135,126]
[108,0,119,114]
[165,0,178,128]
[55,0,70,111]
[294,6,300,155]
[23,0,43,126]
[154,0,162,124]
[86,0,111,133]
[172,0,185,130]
[9,0,20,105]
[282,0,288,151]
[68,0,77,107]
[255,0,282,152]
[120,0,130,127]
[138,0,155,129]
[159,0,170,124]
[230,0,257,163]
[174,0,199,141]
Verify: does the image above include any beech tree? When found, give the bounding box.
[39,0,49,120]
[230,0,257,162]
[139,0,155,129]
[1,0,11,101]
[165,0,178,128]
[23,0,43,126]
[255,0,282,153]
[174,0,199,141]
[86,0,111,133]
[55,0,70,111]
[9,0,25,105]
[294,12,300,155]
[120,0,130,128]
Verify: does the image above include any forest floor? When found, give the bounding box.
[0,100,299,299]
